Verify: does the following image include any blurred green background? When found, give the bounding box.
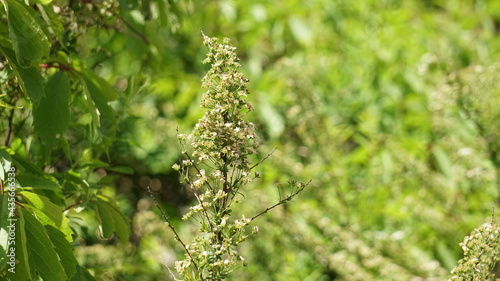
[43,0,500,280]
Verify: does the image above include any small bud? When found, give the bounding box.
[252,226,259,234]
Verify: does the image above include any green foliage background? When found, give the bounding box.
[1,0,500,280]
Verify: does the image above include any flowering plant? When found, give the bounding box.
[449,221,500,281]
[149,32,309,281]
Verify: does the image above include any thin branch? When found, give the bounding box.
[40,62,79,79]
[63,200,83,212]
[147,186,204,280]
[162,260,178,280]
[14,201,26,209]
[250,179,312,222]
[250,147,277,170]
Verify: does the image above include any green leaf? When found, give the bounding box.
[17,173,62,190]
[33,71,71,151]
[36,3,64,48]
[10,154,44,175]
[96,202,114,239]
[95,195,130,241]
[0,45,46,105]
[45,225,77,279]
[20,191,74,241]
[82,75,118,126]
[21,208,67,281]
[71,61,102,130]
[4,0,50,67]
[82,69,119,101]
[74,69,119,148]
[104,202,130,242]
[105,165,135,175]
[71,265,97,281]
[155,0,170,26]
[6,207,32,281]
[64,171,90,195]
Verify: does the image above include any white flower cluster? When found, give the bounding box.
[449,222,500,280]
[190,34,258,172]
[171,33,261,281]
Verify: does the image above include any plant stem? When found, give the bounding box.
[147,186,205,281]
[250,179,312,222]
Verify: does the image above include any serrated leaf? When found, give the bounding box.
[45,225,77,279]
[0,45,46,105]
[5,0,50,67]
[71,265,97,281]
[64,171,90,195]
[33,71,71,151]
[95,195,130,241]
[21,208,67,281]
[81,74,118,140]
[17,173,62,190]
[37,4,64,45]
[20,191,74,241]
[106,204,130,241]
[82,69,119,101]
[6,207,32,281]
[72,62,119,141]
[71,62,100,129]
[96,202,114,239]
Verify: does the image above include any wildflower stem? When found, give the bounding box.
[250,147,277,170]
[250,179,312,222]
[146,186,204,280]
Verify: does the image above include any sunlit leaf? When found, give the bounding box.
[45,225,78,279]
[17,173,61,190]
[4,0,50,67]
[21,208,67,281]
[6,207,32,281]
[20,191,74,241]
